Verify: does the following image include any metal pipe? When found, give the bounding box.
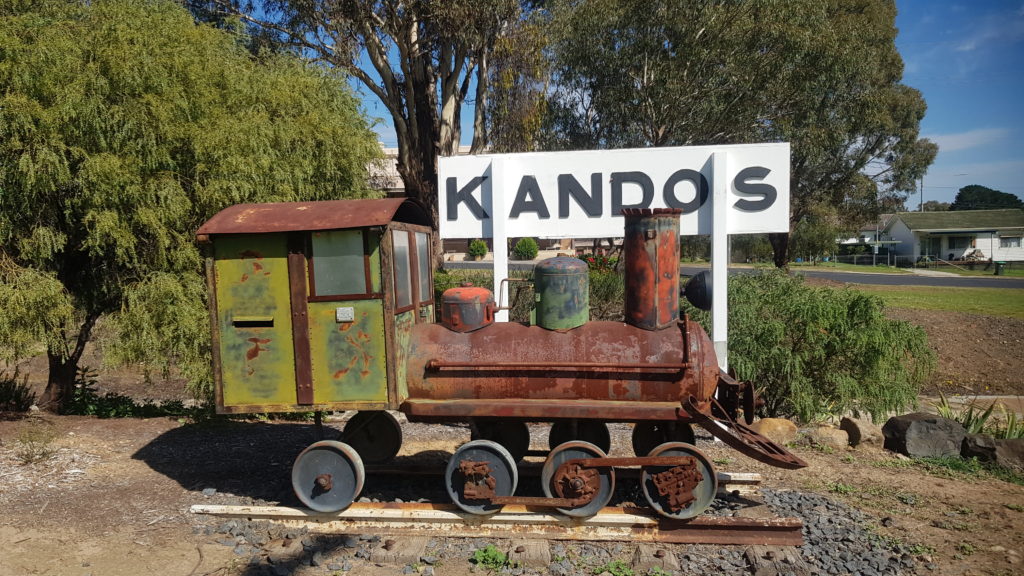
[425,360,692,371]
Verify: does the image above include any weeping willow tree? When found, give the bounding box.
[688,272,934,423]
[0,0,380,410]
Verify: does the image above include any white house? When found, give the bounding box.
[884,209,1024,262]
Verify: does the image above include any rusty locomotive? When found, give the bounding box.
[197,199,805,519]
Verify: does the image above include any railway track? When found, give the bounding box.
[191,502,803,546]
[191,469,802,546]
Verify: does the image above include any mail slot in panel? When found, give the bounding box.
[232,316,274,328]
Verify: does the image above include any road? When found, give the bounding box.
[442,261,1024,288]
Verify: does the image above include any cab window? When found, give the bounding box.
[392,229,413,310]
[310,230,367,297]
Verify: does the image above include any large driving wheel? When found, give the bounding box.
[631,421,696,457]
[341,411,402,464]
[291,440,364,513]
[542,440,614,518]
[548,420,611,454]
[471,420,531,462]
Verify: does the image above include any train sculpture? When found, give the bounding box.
[197,199,805,519]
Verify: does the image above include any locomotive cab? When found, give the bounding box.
[197,198,434,415]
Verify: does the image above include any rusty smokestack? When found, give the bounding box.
[622,208,682,331]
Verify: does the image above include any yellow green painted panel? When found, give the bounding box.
[214,235,296,406]
[309,300,387,403]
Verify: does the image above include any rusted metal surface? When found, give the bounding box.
[440,283,495,332]
[649,458,701,511]
[623,209,681,331]
[427,360,691,371]
[192,503,804,546]
[685,396,808,469]
[534,257,590,330]
[288,236,314,405]
[406,321,693,405]
[197,198,430,236]
[459,460,498,500]
[402,398,689,421]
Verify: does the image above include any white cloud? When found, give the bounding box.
[954,9,1024,52]
[927,128,1010,152]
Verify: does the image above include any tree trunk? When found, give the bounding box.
[41,351,79,413]
[768,232,791,269]
[39,314,97,413]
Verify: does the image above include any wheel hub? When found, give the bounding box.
[650,457,702,512]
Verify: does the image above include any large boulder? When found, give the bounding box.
[840,416,884,447]
[961,433,997,462]
[882,413,965,458]
[808,426,849,451]
[995,438,1024,471]
[749,418,798,445]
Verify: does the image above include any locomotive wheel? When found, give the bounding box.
[341,411,402,464]
[471,420,530,462]
[548,420,611,454]
[445,440,519,515]
[631,421,696,457]
[640,442,717,520]
[291,440,365,513]
[542,440,615,518]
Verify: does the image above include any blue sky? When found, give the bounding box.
[367,1,1024,207]
[896,0,1024,207]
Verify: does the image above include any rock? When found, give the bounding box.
[839,416,883,447]
[995,438,1024,471]
[808,426,849,450]
[882,413,965,458]
[961,433,997,462]
[202,487,217,497]
[750,418,798,445]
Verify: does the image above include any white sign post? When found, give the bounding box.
[438,144,790,369]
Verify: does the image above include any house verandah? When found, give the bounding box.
[883,209,1024,264]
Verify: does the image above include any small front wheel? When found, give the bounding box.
[640,442,717,519]
[445,440,519,515]
[291,440,364,513]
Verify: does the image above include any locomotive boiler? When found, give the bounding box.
[197,199,805,519]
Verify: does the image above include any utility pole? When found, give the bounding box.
[919,177,924,211]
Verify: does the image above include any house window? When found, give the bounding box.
[1001,236,1022,248]
[948,236,972,250]
[310,230,366,297]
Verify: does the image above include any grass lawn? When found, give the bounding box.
[851,284,1024,319]
[788,261,909,274]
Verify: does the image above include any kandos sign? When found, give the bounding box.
[438,143,790,238]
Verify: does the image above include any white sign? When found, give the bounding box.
[439,143,790,239]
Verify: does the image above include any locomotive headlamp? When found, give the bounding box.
[682,271,712,311]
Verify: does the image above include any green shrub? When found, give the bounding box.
[15,419,58,464]
[63,367,205,419]
[582,253,618,272]
[468,239,488,259]
[688,271,934,423]
[472,544,508,571]
[589,270,624,321]
[512,237,540,260]
[0,368,36,412]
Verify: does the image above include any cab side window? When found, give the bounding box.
[392,229,413,310]
[310,230,367,298]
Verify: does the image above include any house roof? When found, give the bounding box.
[197,198,431,237]
[885,209,1024,233]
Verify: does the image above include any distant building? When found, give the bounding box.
[884,209,1024,262]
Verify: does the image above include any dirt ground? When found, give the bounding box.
[1,304,1023,576]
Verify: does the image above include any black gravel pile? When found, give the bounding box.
[759,489,923,575]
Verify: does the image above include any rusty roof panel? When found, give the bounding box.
[197,198,430,236]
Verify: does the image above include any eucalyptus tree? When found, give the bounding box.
[219,0,525,230]
[543,0,936,266]
[0,0,379,410]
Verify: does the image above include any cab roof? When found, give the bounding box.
[197,198,432,237]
